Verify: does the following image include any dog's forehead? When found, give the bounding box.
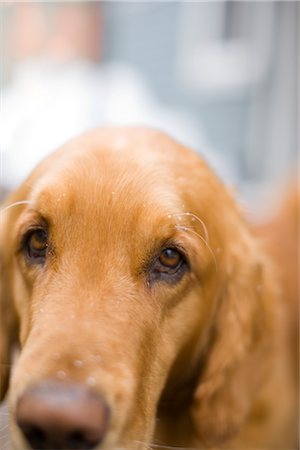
[29,134,186,228]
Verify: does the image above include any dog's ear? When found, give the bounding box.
[0,193,23,400]
[190,228,276,445]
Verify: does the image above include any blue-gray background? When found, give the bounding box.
[101,1,298,186]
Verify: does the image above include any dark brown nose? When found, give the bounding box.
[16,380,110,449]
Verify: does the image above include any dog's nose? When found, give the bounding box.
[16,380,109,449]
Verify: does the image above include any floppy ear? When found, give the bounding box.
[190,233,276,445]
[0,195,22,400]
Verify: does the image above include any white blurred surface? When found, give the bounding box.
[1,58,229,189]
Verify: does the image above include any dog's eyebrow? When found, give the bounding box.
[171,212,210,243]
[1,200,32,214]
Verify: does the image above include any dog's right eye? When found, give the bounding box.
[24,229,48,264]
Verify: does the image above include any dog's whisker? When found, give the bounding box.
[0,200,32,214]
[172,212,210,243]
[175,225,218,272]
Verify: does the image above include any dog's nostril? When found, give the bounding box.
[16,380,110,450]
[21,425,100,450]
[21,425,46,449]
[68,430,98,449]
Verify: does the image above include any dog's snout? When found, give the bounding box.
[16,380,110,449]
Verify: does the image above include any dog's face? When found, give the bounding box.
[0,129,265,449]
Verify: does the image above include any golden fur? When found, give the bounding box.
[0,128,298,449]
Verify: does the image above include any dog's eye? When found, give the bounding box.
[158,248,183,270]
[24,229,48,263]
[148,247,187,285]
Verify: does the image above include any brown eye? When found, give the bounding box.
[24,229,48,263]
[159,248,182,270]
[148,246,188,285]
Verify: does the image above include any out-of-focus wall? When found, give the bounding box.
[101,1,298,192]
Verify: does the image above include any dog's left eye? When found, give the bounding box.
[158,248,183,270]
[24,229,48,264]
[148,247,188,284]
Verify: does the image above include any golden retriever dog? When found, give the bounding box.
[0,128,297,450]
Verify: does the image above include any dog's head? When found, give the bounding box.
[0,128,272,449]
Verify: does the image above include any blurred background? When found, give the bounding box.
[0,1,299,216]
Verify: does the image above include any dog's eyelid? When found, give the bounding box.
[16,220,48,250]
[16,210,48,235]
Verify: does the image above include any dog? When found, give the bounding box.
[0,128,297,449]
